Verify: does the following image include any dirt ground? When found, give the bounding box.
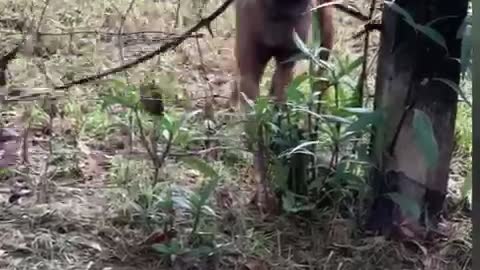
[0,0,471,269]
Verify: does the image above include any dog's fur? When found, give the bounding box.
[232,0,334,104]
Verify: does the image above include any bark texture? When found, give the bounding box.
[368,0,468,237]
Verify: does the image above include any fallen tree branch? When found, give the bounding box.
[0,30,194,37]
[54,0,235,90]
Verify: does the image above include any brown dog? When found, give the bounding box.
[231,0,334,105]
[231,0,334,214]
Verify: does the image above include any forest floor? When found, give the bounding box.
[0,0,472,269]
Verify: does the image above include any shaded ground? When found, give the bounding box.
[0,0,472,269]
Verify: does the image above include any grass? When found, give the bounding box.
[0,0,472,269]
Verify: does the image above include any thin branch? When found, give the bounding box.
[35,0,51,34]
[54,0,234,90]
[117,0,136,81]
[195,35,218,160]
[158,131,173,167]
[356,0,378,107]
[0,30,203,38]
[134,108,157,164]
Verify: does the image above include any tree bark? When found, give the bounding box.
[367,0,468,237]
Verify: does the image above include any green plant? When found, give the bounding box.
[151,157,221,259]
[238,51,374,217]
[100,79,199,181]
[108,157,221,263]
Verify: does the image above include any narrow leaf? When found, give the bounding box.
[342,107,373,114]
[412,109,439,169]
[415,25,448,51]
[293,31,312,58]
[281,141,319,158]
[152,241,182,255]
[336,56,364,80]
[386,192,421,220]
[293,31,333,72]
[432,78,471,107]
[346,110,384,133]
[384,1,415,26]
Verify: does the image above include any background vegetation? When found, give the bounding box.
[0,0,472,269]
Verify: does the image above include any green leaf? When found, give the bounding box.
[198,177,219,205]
[384,1,415,26]
[346,110,384,133]
[343,173,367,192]
[160,113,175,130]
[201,205,217,217]
[386,192,421,220]
[412,109,439,169]
[385,1,448,51]
[286,73,309,103]
[293,31,312,58]
[432,78,471,107]
[322,114,352,125]
[181,157,219,179]
[281,141,319,158]
[239,92,255,109]
[342,107,373,114]
[415,25,448,51]
[293,31,333,72]
[152,241,182,255]
[336,56,364,80]
[254,96,271,116]
[281,192,315,213]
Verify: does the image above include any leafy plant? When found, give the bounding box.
[239,37,374,217]
[100,79,199,181]
[180,157,220,237]
[151,157,221,259]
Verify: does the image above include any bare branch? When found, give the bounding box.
[117,0,136,81]
[0,30,203,38]
[54,0,235,90]
[35,0,51,34]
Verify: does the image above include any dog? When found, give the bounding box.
[231,0,334,105]
[231,0,335,214]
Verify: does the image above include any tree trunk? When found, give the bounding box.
[367,0,468,238]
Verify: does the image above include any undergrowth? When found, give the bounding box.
[0,0,472,269]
